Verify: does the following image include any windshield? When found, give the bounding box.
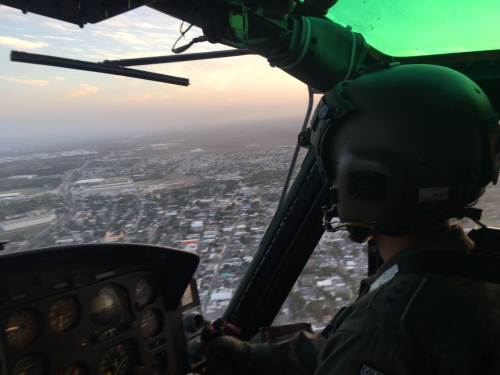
[0,5,314,320]
[1,3,500,326]
[328,0,500,56]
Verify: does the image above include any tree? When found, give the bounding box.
[288,291,305,320]
[239,235,250,245]
[307,300,324,322]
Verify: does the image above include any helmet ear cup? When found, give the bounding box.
[348,171,386,202]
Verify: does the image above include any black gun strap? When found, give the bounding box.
[397,251,500,285]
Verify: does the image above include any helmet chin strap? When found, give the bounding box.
[322,204,378,243]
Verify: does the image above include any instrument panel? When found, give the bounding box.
[0,244,201,375]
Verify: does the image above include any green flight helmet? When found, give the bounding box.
[311,64,500,241]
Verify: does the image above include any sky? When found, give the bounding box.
[0,5,309,148]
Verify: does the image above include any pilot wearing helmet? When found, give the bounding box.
[205,64,500,374]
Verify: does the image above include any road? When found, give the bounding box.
[202,207,243,312]
[23,160,89,250]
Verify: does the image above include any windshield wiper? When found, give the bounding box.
[11,51,190,86]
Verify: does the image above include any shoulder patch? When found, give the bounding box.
[359,364,389,375]
[367,275,425,320]
[369,264,399,292]
[345,358,391,375]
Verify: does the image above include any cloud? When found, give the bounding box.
[52,77,66,81]
[0,13,28,22]
[41,21,71,31]
[23,35,35,38]
[97,16,167,30]
[90,29,178,51]
[205,75,231,91]
[0,36,48,50]
[0,76,48,86]
[134,22,164,30]
[43,36,76,41]
[65,83,99,98]
[64,47,83,52]
[119,94,152,103]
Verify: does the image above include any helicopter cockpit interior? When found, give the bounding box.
[1,0,500,374]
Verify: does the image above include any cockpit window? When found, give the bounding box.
[327,0,500,56]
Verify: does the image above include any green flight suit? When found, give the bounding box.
[209,225,500,374]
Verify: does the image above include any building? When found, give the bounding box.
[104,231,125,243]
[0,212,56,232]
[76,181,136,196]
[149,144,170,150]
[183,243,198,252]
[75,178,104,185]
[210,292,232,301]
[190,221,204,231]
[7,175,37,179]
[0,193,21,199]
[181,239,199,246]
[61,150,97,157]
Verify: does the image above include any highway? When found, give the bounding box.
[24,160,89,250]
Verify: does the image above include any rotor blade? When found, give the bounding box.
[103,49,255,67]
[11,51,189,86]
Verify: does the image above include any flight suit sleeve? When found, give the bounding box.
[314,314,451,375]
[245,330,326,375]
[206,330,326,375]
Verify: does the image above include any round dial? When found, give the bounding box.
[90,285,123,327]
[135,277,156,307]
[12,355,48,375]
[140,309,163,338]
[59,365,85,375]
[150,352,168,375]
[49,297,79,332]
[5,309,39,347]
[99,346,130,375]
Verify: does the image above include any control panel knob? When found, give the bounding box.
[183,311,204,333]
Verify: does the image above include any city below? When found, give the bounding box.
[1,122,499,328]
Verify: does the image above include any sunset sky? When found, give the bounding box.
[0,5,309,148]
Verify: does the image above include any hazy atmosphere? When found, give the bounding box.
[0,5,309,148]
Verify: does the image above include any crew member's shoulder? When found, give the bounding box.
[353,274,481,343]
[367,274,436,314]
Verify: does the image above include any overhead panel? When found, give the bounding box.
[327,0,500,57]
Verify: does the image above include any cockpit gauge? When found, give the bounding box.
[135,277,156,308]
[12,354,48,375]
[5,309,39,347]
[150,352,168,375]
[140,309,163,339]
[99,346,130,375]
[49,297,79,332]
[90,285,123,327]
[59,365,86,375]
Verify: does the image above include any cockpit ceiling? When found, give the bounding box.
[2,0,499,58]
[327,0,500,57]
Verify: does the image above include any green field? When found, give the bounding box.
[0,223,51,242]
[0,176,61,192]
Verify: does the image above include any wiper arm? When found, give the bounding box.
[10,51,190,86]
[103,49,254,67]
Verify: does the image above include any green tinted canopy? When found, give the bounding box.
[326,0,500,57]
